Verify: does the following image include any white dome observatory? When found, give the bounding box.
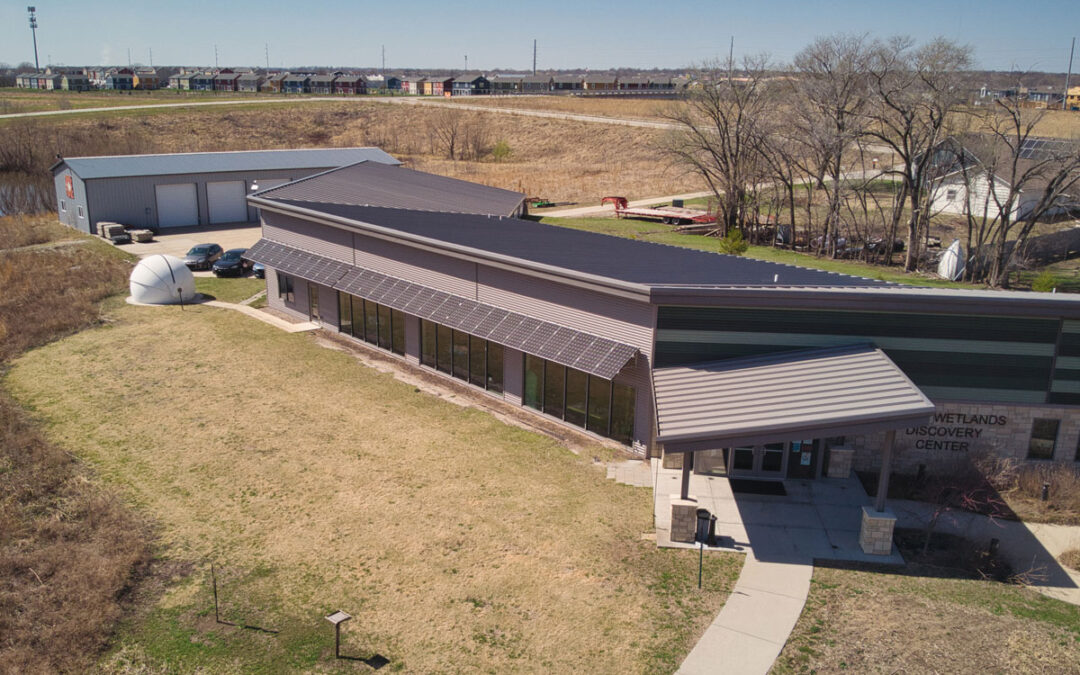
[129,254,198,305]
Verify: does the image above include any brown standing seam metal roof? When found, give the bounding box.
[255,161,525,217]
[244,239,637,379]
[654,345,935,452]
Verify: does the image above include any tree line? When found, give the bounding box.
[662,34,1080,287]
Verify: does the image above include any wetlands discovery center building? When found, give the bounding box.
[55,147,1080,553]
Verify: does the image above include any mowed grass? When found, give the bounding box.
[194,276,267,304]
[542,216,979,289]
[5,303,740,673]
[772,565,1080,674]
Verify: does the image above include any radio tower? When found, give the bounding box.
[28,7,40,71]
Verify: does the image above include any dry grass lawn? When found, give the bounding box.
[772,565,1080,675]
[5,302,739,673]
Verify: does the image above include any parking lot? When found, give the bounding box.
[116,222,262,276]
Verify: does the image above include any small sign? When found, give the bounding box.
[801,452,811,466]
[791,441,802,453]
[65,175,74,199]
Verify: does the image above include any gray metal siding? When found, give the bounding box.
[262,212,354,263]
[477,266,654,355]
[53,169,88,231]
[78,168,342,231]
[351,231,478,297]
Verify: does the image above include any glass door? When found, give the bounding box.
[308,283,320,321]
[727,443,788,479]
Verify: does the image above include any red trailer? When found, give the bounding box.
[601,196,715,225]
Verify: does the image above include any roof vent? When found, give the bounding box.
[773,274,779,283]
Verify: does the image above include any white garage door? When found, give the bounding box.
[207,180,249,225]
[155,183,199,228]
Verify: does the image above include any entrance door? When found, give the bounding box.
[786,439,819,479]
[730,442,787,479]
[308,283,320,321]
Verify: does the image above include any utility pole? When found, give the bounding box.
[149,47,153,68]
[127,48,131,67]
[729,35,734,70]
[265,43,270,70]
[381,45,385,74]
[1065,37,1076,111]
[464,54,468,73]
[28,6,40,71]
[532,39,537,75]
[214,44,219,69]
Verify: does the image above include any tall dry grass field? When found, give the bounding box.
[0,215,151,674]
[6,302,740,673]
[446,95,680,121]
[1,102,703,212]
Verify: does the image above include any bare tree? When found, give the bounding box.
[661,55,773,235]
[791,34,874,257]
[862,36,973,271]
[955,95,1080,286]
[428,108,462,160]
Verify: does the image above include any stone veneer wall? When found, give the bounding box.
[849,401,1080,474]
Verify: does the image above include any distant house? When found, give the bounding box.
[283,74,311,94]
[134,68,160,90]
[86,68,110,89]
[191,72,216,91]
[451,73,489,96]
[364,74,386,92]
[308,74,336,95]
[106,68,135,90]
[333,74,365,95]
[552,75,583,91]
[521,75,553,93]
[1067,86,1080,111]
[490,74,521,94]
[383,75,402,91]
[61,71,91,91]
[402,77,423,95]
[926,137,1080,221]
[213,71,241,92]
[583,75,617,91]
[237,73,264,92]
[264,72,288,93]
[169,72,196,90]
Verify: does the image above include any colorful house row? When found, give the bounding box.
[14,67,160,91]
[488,74,678,93]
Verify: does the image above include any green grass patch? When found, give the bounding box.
[194,276,267,304]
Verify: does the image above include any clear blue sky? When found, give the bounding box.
[3,0,1078,72]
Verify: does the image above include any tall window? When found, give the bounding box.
[418,318,504,393]
[337,292,404,356]
[522,355,635,446]
[277,274,294,303]
[1028,418,1060,460]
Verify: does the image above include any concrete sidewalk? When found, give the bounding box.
[204,300,319,333]
[678,554,812,675]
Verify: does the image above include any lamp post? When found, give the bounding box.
[28,7,39,71]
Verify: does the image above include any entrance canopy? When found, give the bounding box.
[654,345,935,453]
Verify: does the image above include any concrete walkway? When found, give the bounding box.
[678,554,812,675]
[203,300,319,333]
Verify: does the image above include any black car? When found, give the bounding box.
[184,243,223,270]
[252,262,265,279]
[212,248,253,277]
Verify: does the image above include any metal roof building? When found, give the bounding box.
[244,163,1080,509]
[50,148,400,233]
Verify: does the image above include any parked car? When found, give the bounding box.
[184,243,223,270]
[252,262,265,279]
[212,248,253,277]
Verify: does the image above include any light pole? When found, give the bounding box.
[28,6,40,71]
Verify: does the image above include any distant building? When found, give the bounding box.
[237,72,265,92]
[134,68,160,90]
[106,68,135,90]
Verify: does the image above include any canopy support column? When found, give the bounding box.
[874,429,896,513]
[680,453,693,500]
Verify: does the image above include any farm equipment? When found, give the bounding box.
[601,196,716,225]
[528,197,556,209]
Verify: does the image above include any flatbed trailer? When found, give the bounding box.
[600,196,715,225]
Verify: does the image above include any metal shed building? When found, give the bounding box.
[50,148,400,234]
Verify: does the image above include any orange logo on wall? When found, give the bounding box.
[65,175,74,199]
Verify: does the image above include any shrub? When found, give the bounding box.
[717,228,748,256]
[492,139,512,162]
[1061,548,1080,571]
[1030,270,1061,292]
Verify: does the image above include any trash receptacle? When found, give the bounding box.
[695,508,716,545]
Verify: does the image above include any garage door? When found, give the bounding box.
[207,180,249,225]
[155,183,199,228]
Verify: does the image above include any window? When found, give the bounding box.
[1028,418,1060,459]
[391,309,405,356]
[338,292,353,335]
[520,354,635,445]
[277,274,294,303]
[364,299,378,344]
[77,205,85,219]
[351,296,365,339]
[59,200,66,212]
[945,189,958,202]
[418,318,503,393]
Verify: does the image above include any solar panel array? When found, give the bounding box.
[1018,137,1077,161]
[245,239,637,380]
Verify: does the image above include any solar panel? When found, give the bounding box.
[252,239,638,378]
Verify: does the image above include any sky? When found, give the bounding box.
[2,0,1079,73]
